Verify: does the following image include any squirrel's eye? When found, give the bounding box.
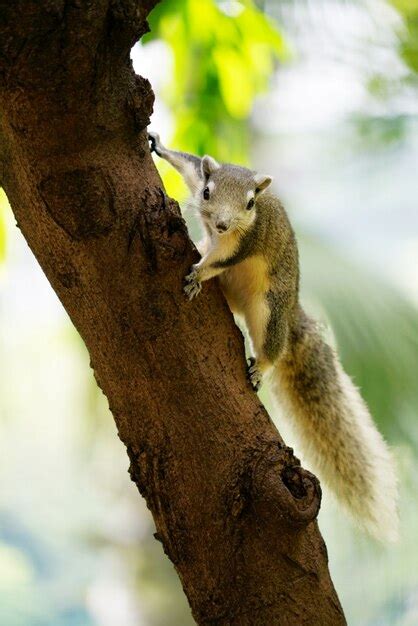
[203,187,210,200]
[247,198,255,210]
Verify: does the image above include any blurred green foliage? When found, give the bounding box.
[353,113,409,148]
[390,0,418,74]
[299,236,418,445]
[367,0,418,133]
[144,0,288,197]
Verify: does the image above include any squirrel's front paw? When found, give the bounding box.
[184,267,202,300]
[148,131,162,156]
[247,357,263,391]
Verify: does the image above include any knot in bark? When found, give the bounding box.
[253,443,321,528]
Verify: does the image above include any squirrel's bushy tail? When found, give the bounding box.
[273,307,398,542]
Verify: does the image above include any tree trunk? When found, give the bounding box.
[0,2,346,624]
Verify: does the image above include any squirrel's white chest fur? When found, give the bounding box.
[199,230,271,354]
[219,256,270,315]
[200,231,270,315]
[220,255,272,364]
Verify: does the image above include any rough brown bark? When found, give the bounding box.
[0,2,346,624]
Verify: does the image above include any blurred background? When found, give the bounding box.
[1,0,418,624]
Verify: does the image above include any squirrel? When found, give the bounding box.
[148,131,398,542]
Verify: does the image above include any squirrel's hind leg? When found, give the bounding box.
[244,299,276,390]
[244,293,290,391]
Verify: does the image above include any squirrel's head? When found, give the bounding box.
[196,156,272,236]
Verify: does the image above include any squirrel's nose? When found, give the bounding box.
[216,221,229,233]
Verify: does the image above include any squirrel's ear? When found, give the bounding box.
[254,174,273,193]
[201,155,220,179]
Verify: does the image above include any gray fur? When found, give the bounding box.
[148,132,202,191]
[173,150,202,172]
[264,290,289,362]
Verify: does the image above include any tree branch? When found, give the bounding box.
[0,1,346,623]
